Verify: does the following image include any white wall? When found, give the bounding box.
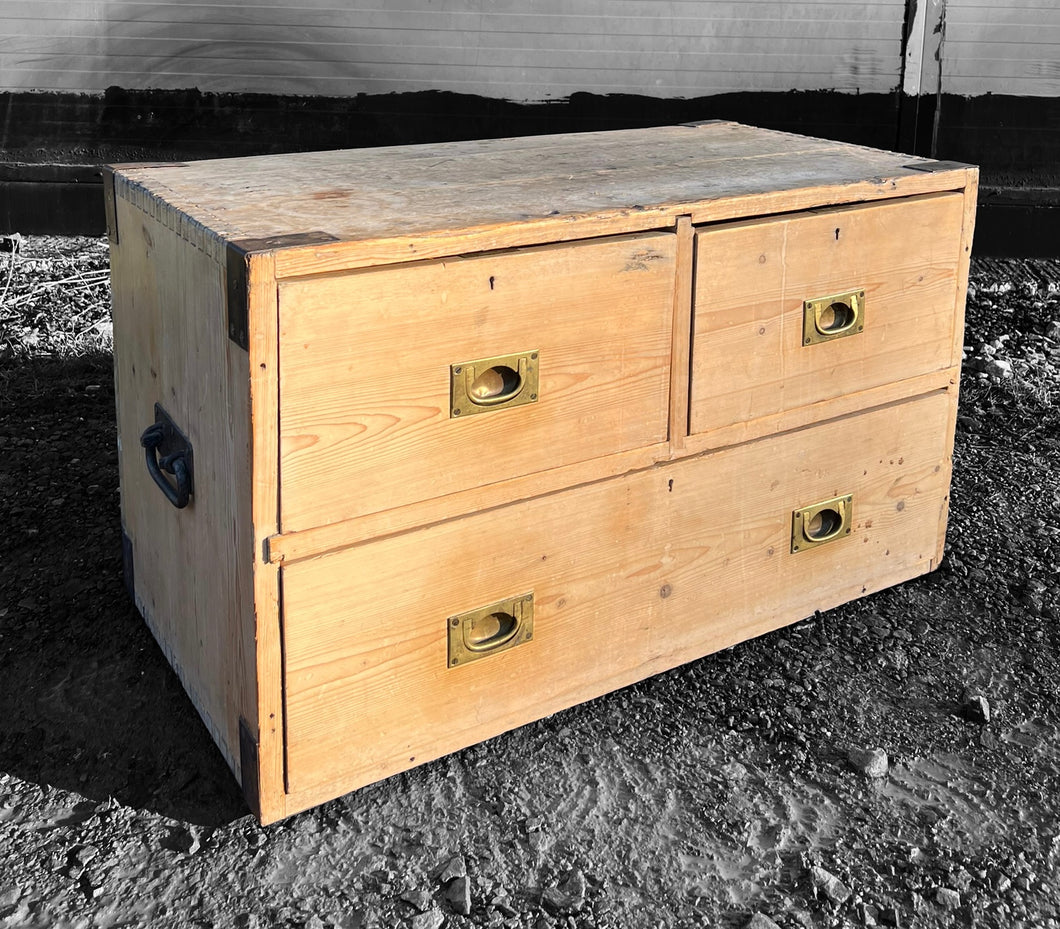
[2,0,904,99]
[943,0,1060,97]
[3,0,1056,100]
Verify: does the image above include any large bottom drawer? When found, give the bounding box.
[280,389,954,807]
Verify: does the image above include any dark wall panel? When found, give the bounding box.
[1,88,1057,255]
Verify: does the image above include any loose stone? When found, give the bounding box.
[811,865,852,904]
[445,876,472,916]
[401,889,432,913]
[437,855,466,883]
[936,887,961,909]
[962,690,991,724]
[410,909,445,929]
[848,747,889,779]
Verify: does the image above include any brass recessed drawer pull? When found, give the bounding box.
[803,290,865,345]
[447,593,534,667]
[791,494,853,552]
[451,350,539,417]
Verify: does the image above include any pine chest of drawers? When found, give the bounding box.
[105,122,976,823]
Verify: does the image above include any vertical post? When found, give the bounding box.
[897,0,948,157]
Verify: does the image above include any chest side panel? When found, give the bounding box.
[110,194,257,781]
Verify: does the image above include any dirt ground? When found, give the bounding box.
[1,237,1058,929]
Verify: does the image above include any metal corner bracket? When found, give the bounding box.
[238,717,261,820]
[225,242,251,351]
[225,231,339,351]
[903,160,974,174]
[102,169,119,246]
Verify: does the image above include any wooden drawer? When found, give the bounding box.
[280,390,952,805]
[689,192,965,437]
[278,232,677,531]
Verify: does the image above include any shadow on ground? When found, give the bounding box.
[2,253,1060,928]
[0,353,247,827]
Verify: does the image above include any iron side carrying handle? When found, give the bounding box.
[140,405,194,509]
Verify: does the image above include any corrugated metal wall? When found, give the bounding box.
[2,1,1057,245]
[4,2,1059,99]
[5,1,1056,100]
[944,0,1060,97]
[2,0,907,99]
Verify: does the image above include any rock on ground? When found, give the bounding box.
[848,747,889,778]
[811,866,852,905]
[409,909,444,929]
[542,869,587,914]
[444,876,471,916]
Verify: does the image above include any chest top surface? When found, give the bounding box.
[109,122,967,258]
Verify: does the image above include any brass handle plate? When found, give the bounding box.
[791,494,853,552]
[450,350,539,418]
[802,290,865,345]
[447,593,534,668]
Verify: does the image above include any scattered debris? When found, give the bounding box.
[444,876,471,916]
[878,905,902,927]
[541,870,587,914]
[437,855,466,883]
[984,357,1014,379]
[722,760,750,782]
[962,689,991,724]
[70,844,99,868]
[409,909,445,929]
[810,866,852,905]
[858,902,880,926]
[1,242,1059,929]
[847,747,889,779]
[162,825,202,856]
[489,893,517,917]
[935,887,961,909]
[400,890,431,913]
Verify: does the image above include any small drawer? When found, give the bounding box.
[280,390,952,800]
[278,232,676,531]
[689,192,964,437]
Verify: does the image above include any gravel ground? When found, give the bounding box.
[0,236,1058,929]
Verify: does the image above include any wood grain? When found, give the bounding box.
[668,215,695,451]
[934,173,979,569]
[689,192,965,437]
[950,172,979,370]
[267,370,960,567]
[278,232,676,531]
[244,251,286,821]
[107,123,969,279]
[281,390,953,802]
[110,194,255,785]
[266,441,669,565]
[682,367,959,459]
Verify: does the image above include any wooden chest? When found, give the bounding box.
[105,122,976,824]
